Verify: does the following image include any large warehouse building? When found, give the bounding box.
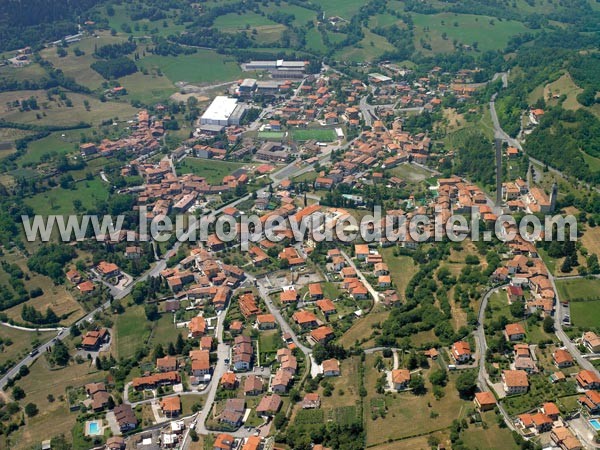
[200,96,246,128]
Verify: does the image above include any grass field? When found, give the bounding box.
[364,354,469,446]
[461,411,519,450]
[335,28,395,62]
[176,158,246,184]
[543,72,583,111]
[260,3,317,27]
[338,308,389,348]
[320,356,361,409]
[115,305,151,359]
[311,0,365,19]
[213,12,285,44]
[0,327,54,367]
[16,131,81,167]
[137,50,243,84]
[291,128,337,142]
[39,32,127,90]
[581,225,600,256]
[569,300,600,329]
[380,249,417,300]
[9,356,102,450]
[0,90,138,127]
[118,71,177,104]
[556,278,600,302]
[412,13,529,53]
[147,313,181,349]
[257,131,285,140]
[0,251,85,326]
[25,178,110,216]
[0,63,48,85]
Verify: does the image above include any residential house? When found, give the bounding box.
[391,369,411,390]
[550,427,583,450]
[156,356,178,372]
[474,391,497,412]
[322,358,340,377]
[190,349,211,376]
[578,390,600,415]
[575,370,600,390]
[243,375,263,396]
[271,369,292,393]
[189,316,207,337]
[583,331,600,353]
[553,349,574,368]
[292,310,318,329]
[316,299,337,316]
[219,398,245,428]
[213,433,235,450]
[113,404,138,432]
[96,261,120,279]
[256,314,277,330]
[308,283,324,300]
[302,393,321,409]
[256,394,282,416]
[81,328,110,351]
[505,323,526,341]
[451,341,472,364]
[502,370,529,395]
[310,326,334,344]
[161,396,182,418]
[220,372,237,390]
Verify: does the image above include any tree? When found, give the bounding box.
[429,369,448,387]
[543,316,554,333]
[144,303,159,321]
[510,301,525,318]
[154,343,165,359]
[274,411,287,429]
[175,333,185,354]
[190,429,199,441]
[12,386,25,400]
[409,375,426,395]
[52,340,70,366]
[455,371,477,398]
[24,402,38,417]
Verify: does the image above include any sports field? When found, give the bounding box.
[292,129,337,142]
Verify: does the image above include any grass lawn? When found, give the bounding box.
[364,354,470,446]
[305,31,327,53]
[25,178,110,216]
[148,313,181,349]
[137,50,243,84]
[0,63,47,85]
[411,13,530,53]
[39,32,127,90]
[335,28,395,62]
[311,0,365,19]
[338,308,389,348]
[175,158,246,184]
[555,278,600,302]
[380,249,417,300]
[115,305,151,359]
[461,411,519,450]
[581,225,600,256]
[387,163,431,183]
[118,71,177,104]
[0,90,138,127]
[320,356,361,409]
[569,299,600,329]
[291,128,337,142]
[9,356,103,450]
[0,327,54,368]
[257,131,285,140]
[258,329,282,354]
[16,130,79,167]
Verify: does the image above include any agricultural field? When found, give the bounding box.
[581,225,600,256]
[291,128,337,142]
[569,299,600,330]
[259,2,317,27]
[137,50,243,85]
[39,32,127,90]
[461,411,519,450]
[311,0,365,20]
[555,278,600,302]
[114,304,151,359]
[363,353,469,447]
[25,178,111,216]
[175,158,246,185]
[380,249,417,300]
[412,13,530,53]
[117,71,177,104]
[7,356,102,450]
[0,251,85,326]
[0,327,54,368]
[335,28,395,62]
[338,308,389,348]
[213,12,285,44]
[0,90,138,127]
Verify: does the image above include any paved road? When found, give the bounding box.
[339,250,380,304]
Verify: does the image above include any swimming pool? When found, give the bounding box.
[591,419,600,431]
[86,420,102,436]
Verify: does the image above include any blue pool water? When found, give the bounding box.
[89,422,100,434]
[591,419,600,431]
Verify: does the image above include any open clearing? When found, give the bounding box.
[176,158,246,184]
[569,300,600,329]
[0,90,138,127]
[556,278,600,301]
[25,178,110,216]
[9,356,102,450]
[461,411,519,449]
[581,225,600,256]
[544,72,583,111]
[412,13,529,53]
[380,249,417,300]
[364,353,469,446]
[0,327,54,367]
[137,50,243,85]
[338,308,389,348]
[335,28,395,62]
[115,304,151,359]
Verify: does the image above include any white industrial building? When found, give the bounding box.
[199,96,246,128]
